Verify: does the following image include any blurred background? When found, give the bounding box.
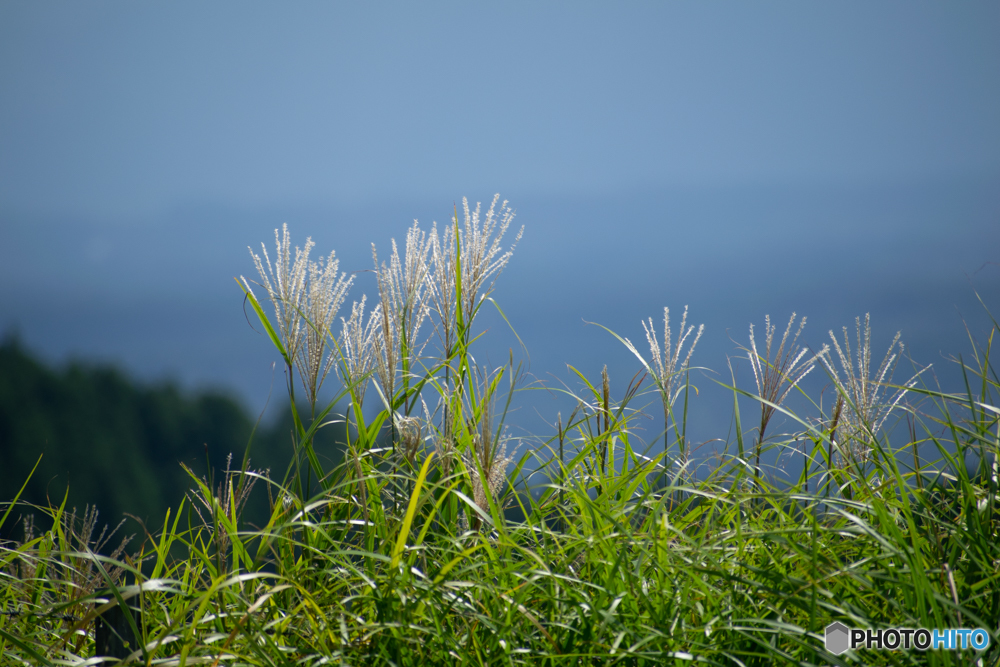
[1,2,998,525]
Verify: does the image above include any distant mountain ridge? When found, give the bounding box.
[0,334,343,532]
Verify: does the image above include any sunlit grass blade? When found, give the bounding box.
[391,451,435,569]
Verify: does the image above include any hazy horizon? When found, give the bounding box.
[3,179,997,459]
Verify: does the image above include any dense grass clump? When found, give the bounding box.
[2,195,998,666]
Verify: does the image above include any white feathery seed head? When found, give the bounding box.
[461,366,517,516]
[397,415,423,465]
[339,295,378,408]
[821,314,929,463]
[246,223,311,364]
[458,194,523,326]
[746,313,828,443]
[371,220,432,403]
[426,195,523,350]
[296,248,354,407]
[427,218,458,351]
[245,224,354,408]
[370,301,398,409]
[463,432,515,516]
[643,305,704,406]
[748,313,824,407]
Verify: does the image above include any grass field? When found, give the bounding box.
[2,196,998,666]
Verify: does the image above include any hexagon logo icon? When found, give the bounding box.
[825,622,850,655]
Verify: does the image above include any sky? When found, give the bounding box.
[2,2,998,216]
[1,2,999,454]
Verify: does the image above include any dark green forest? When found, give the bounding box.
[0,334,344,536]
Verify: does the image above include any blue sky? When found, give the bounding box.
[1,2,998,447]
[2,2,998,218]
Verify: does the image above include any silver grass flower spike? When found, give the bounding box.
[339,296,378,409]
[821,314,928,465]
[457,195,524,327]
[246,223,311,368]
[458,365,516,526]
[296,249,354,409]
[397,416,423,465]
[462,422,515,522]
[246,225,354,409]
[747,313,827,475]
[427,218,458,354]
[372,220,432,404]
[426,195,523,349]
[643,306,704,459]
[370,301,398,411]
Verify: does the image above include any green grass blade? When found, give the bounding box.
[391,451,435,569]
